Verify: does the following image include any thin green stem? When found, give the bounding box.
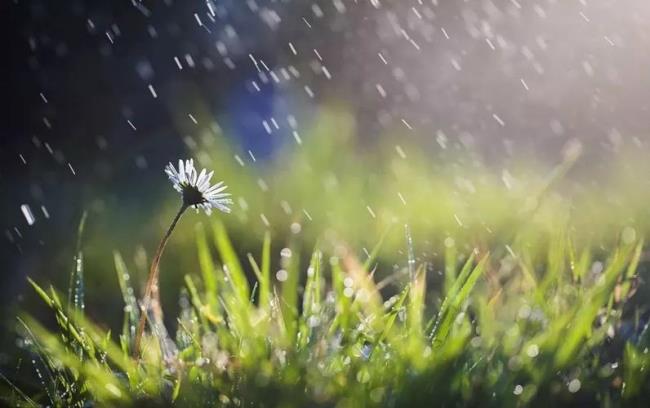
[133,203,187,359]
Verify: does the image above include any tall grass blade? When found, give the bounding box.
[212,220,249,304]
[432,255,488,347]
[67,211,87,317]
[196,223,219,311]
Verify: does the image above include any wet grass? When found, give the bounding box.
[4,218,650,407]
[4,109,650,406]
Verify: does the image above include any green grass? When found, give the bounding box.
[4,220,650,407]
[4,107,650,406]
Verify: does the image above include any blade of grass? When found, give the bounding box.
[196,223,219,312]
[444,237,457,295]
[362,225,393,272]
[427,252,476,337]
[554,245,633,368]
[212,219,249,304]
[67,211,87,317]
[114,252,138,329]
[432,254,488,348]
[247,231,271,312]
[281,243,300,340]
[408,264,426,339]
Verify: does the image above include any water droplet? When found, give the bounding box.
[276,269,288,282]
[444,237,455,248]
[622,227,637,244]
[290,222,302,234]
[568,378,581,393]
[526,344,539,358]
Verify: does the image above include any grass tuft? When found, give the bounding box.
[6,220,649,407]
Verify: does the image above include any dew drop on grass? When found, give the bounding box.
[526,344,539,358]
[470,336,482,348]
[454,312,465,325]
[276,269,288,282]
[568,379,581,393]
[444,237,455,248]
[591,261,604,275]
[622,226,636,244]
[518,304,532,320]
[405,224,415,280]
[308,316,320,327]
[356,370,370,383]
[370,388,385,403]
[513,385,523,395]
[290,222,302,234]
[357,288,370,303]
[280,248,292,258]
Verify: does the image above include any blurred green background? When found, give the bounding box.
[34,100,648,336]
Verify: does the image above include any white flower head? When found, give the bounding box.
[164,159,232,214]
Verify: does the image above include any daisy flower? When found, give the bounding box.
[134,158,232,358]
[165,158,232,214]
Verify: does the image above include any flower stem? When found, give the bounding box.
[133,203,187,359]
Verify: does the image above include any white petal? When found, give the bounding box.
[197,171,213,191]
[205,182,226,194]
[196,169,207,188]
[183,160,189,176]
[205,193,230,202]
[178,160,186,184]
[215,203,231,213]
[209,185,228,195]
[164,162,176,176]
[190,166,198,186]
[166,163,183,189]
[203,171,214,188]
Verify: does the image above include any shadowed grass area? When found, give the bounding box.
[4,219,650,407]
